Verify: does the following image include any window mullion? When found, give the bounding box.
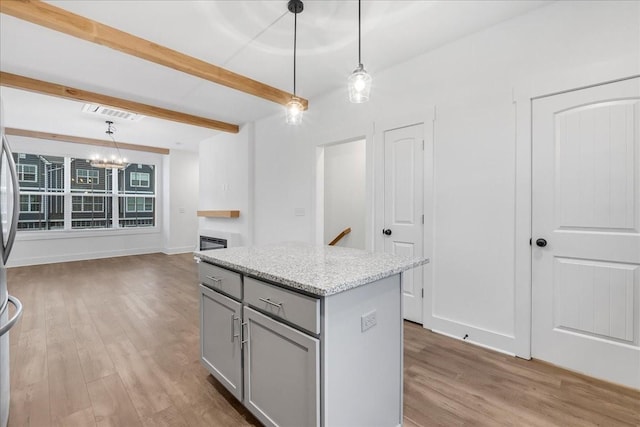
[64,157,72,230]
[112,168,119,229]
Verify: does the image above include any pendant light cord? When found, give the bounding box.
[105,121,124,161]
[358,0,362,66]
[293,9,297,96]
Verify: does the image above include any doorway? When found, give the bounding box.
[531,76,640,389]
[323,139,366,249]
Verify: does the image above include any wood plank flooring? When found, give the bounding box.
[6,253,639,426]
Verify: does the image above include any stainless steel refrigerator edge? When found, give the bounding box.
[0,97,24,427]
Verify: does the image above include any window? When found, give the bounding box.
[17,164,37,182]
[13,152,156,232]
[130,172,150,187]
[19,194,42,212]
[14,154,65,231]
[125,197,153,212]
[72,196,104,212]
[76,169,100,185]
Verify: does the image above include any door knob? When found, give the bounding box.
[383,229,392,236]
[536,238,547,247]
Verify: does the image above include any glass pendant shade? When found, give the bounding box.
[348,64,372,103]
[285,96,304,125]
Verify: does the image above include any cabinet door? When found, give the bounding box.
[243,307,319,427]
[200,284,242,401]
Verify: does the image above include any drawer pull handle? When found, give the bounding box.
[206,275,222,284]
[232,315,240,341]
[259,297,283,309]
[241,322,249,345]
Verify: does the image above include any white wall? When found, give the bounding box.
[250,1,640,356]
[198,123,254,245]
[163,149,199,254]
[323,139,366,249]
[5,135,199,266]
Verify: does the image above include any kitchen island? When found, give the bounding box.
[194,244,428,427]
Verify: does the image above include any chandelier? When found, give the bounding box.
[90,120,127,169]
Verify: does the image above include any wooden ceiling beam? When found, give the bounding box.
[5,127,171,155]
[0,72,239,133]
[0,0,309,110]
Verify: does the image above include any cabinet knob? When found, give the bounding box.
[536,238,547,247]
[383,228,392,236]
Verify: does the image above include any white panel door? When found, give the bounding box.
[384,124,424,323]
[532,77,640,389]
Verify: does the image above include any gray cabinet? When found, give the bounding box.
[199,263,320,427]
[243,306,319,427]
[199,260,403,427]
[200,284,242,400]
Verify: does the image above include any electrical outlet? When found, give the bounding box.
[361,310,377,332]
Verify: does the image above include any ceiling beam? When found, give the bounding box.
[0,0,309,110]
[5,127,171,155]
[0,72,239,133]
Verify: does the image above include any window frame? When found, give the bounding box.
[14,152,159,233]
[130,171,150,188]
[125,196,154,213]
[72,195,106,213]
[17,164,38,183]
[19,194,43,213]
[76,168,100,185]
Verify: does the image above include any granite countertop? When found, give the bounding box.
[194,243,429,296]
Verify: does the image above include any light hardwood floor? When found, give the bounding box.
[6,253,639,426]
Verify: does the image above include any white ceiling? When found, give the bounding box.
[0,0,552,152]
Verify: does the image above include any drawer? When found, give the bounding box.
[199,262,242,300]
[244,277,320,334]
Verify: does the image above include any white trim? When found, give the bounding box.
[513,93,533,359]
[16,226,160,241]
[431,328,516,357]
[6,246,161,268]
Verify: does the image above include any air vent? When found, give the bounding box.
[82,104,145,122]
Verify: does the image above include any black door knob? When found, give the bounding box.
[383,229,392,236]
[536,238,547,247]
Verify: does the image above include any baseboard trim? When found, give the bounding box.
[430,328,516,357]
[426,315,518,356]
[7,247,162,267]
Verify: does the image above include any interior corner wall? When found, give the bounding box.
[250,0,640,356]
[163,149,199,254]
[198,123,254,246]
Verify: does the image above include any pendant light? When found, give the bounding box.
[348,0,372,103]
[286,0,304,125]
[89,121,127,169]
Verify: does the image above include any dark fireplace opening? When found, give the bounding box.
[199,236,227,251]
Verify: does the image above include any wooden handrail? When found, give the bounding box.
[328,227,351,246]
